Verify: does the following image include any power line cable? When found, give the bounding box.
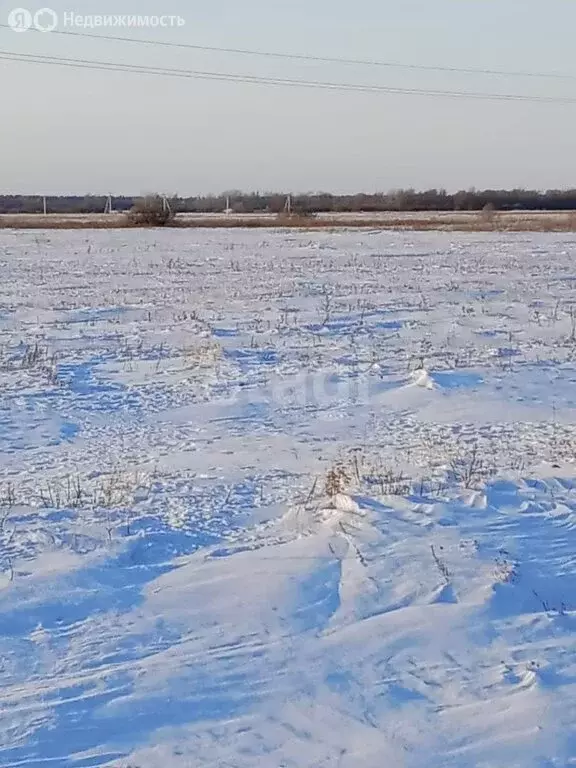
[1,49,576,104]
[1,22,575,82]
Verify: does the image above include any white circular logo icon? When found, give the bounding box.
[8,7,32,31]
[33,7,58,31]
[7,7,57,31]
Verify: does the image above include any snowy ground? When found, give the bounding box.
[1,229,576,767]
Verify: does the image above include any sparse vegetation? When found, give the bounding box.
[324,462,351,497]
[2,210,576,230]
[448,442,495,489]
[3,227,576,764]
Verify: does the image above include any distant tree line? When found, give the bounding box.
[2,189,576,215]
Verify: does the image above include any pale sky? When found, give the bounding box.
[1,0,575,195]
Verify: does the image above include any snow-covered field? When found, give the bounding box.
[1,229,576,767]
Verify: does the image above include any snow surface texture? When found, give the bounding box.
[1,229,576,767]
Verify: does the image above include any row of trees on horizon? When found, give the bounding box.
[2,189,576,215]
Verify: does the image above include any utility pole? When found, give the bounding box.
[42,196,47,215]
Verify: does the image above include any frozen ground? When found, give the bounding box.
[1,228,576,767]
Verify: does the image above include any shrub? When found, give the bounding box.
[127,195,174,227]
[325,462,351,497]
[480,202,496,224]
